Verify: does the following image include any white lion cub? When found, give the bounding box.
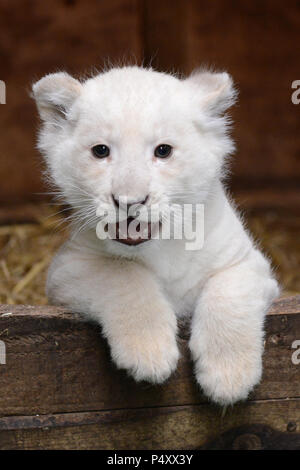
[32,66,279,405]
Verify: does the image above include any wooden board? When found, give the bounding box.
[0,400,299,450]
[0,296,299,449]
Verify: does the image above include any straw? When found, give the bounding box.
[0,204,299,305]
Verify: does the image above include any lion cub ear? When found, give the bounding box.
[186,69,237,114]
[32,72,82,122]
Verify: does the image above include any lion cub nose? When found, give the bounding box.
[112,195,149,210]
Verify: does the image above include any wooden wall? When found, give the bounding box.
[144,0,300,189]
[0,0,142,203]
[0,0,299,203]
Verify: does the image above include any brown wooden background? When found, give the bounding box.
[0,0,299,204]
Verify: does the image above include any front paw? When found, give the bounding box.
[190,343,262,405]
[109,329,179,384]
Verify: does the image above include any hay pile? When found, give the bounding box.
[0,206,68,305]
[0,205,299,305]
[247,209,300,296]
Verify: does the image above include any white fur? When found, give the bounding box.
[32,66,279,405]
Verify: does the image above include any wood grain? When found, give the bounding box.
[0,296,299,449]
[0,400,299,449]
[0,296,299,417]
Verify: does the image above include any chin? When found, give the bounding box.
[104,237,155,258]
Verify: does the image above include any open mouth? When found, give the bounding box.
[107,217,159,246]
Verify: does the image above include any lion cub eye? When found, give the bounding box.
[91,144,110,158]
[154,144,173,159]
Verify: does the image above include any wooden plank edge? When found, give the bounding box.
[0,295,299,320]
[0,398,300,432]
[0,400,300,450]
